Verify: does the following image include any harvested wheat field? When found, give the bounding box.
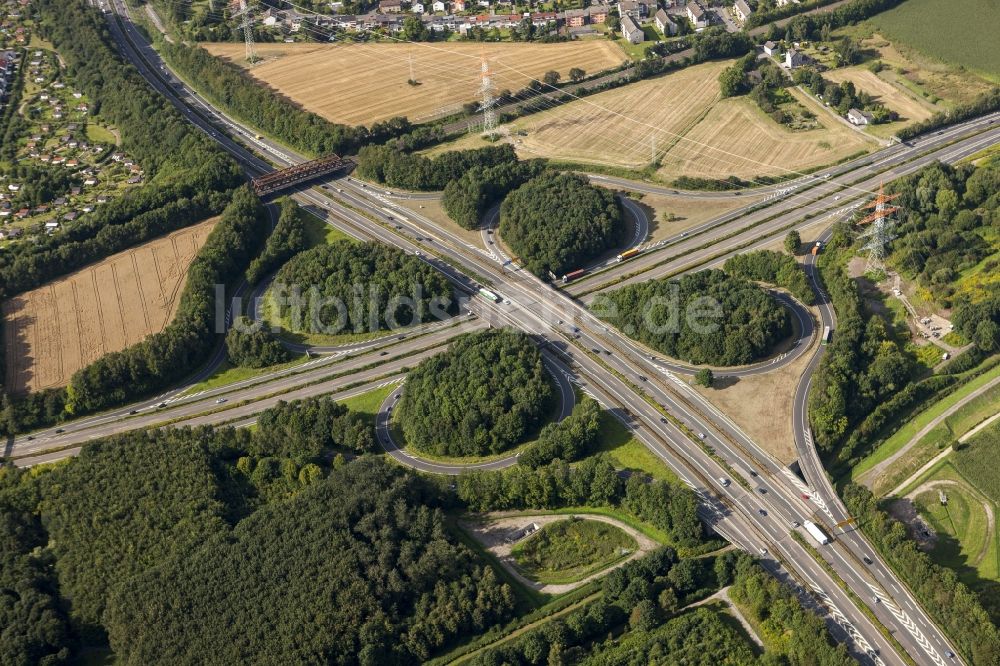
[453,59,877,180]
[203,41,627,125]
[2,218,218,393]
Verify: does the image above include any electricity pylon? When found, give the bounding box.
[478,55,498,140]
[857,182,901,274]
[233,0,258,64]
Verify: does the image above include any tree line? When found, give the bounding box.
[245,197,308,286]
[500,171,624,278]
[159,40,415,157]
[593,270,792,367]
[225,316,290,369]
[272,240,453,334]
[458,454,704,549]
[398,329,556,457]
[724,249,815,305]
[844,483,1000,664]
[65,187,269,414]
[355,143,519,191]
[518,396,603,468]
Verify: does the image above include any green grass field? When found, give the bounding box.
[301,208,354,247]
[853,361,1000,482]
[594,411,680,483]
[953,421,1000,505]
[872,0,1000,79]
[511,518,637,584]
[339,383,399,425]
[84,123,117,145]
[180,355,309,396]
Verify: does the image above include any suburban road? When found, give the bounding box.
[31,1,996,662]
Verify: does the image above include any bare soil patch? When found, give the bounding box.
[3,218,217,393]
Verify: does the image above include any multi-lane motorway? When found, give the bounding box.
[21,1,998,662]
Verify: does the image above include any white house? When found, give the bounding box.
[411,2,425,11]
[620,13,644,44]
[847,108,873,125]
[732,0,752,23]
[655,8,677,36]
[763,40,777,56]
[686,1,707,29]
[432,0,446,11]
[785,48,805,69]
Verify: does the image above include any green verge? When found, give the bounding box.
[851,361,1000,481]
[180,355,310,396]
[511,518,638,585]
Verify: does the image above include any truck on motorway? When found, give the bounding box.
[561,268,586,283]
[478,287,501,303]
[811,241,822,256]
[821,326,831,345]
[616,248,641,262]
[804,520,831,545]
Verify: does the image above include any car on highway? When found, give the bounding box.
[158,402,167,408]
[659,417,667,423]
[26,436,34,441]
[757,487,767,494]
[129,409,138,415]
[55,428,65,434]
[216,398,227,404]
[719,477,730,487]
[873,596,880,604]
[379,351,388,356]
[758,547,767,556]
[398,335,406,340]
[863,556,873,565]
[697,432,706,439]
[394,394,401,401]
[946,650,955,658]
[758,509,767,516]
[638,376,647,382]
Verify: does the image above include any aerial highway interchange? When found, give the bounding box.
[9,0,999,662]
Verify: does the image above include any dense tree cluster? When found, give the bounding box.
[754,0,905,38]
[441,159,546,230]
[727,554,855,664]
[398,329,555,456]
[245,197,308,285]
[844,483,1000,664]
[159,40,414,157]
[0,470,71,664]
[724,250,815,305]
[272,241,453,334]
[0,163,80,210]
[518,397,603,468]
[594,270,791,366]
[66,187,269,414]
[499,172,624,278]
[885,162,998,308]
[104,457,515,663]
[225,317,290,368]
[355,143,518,191]
[794,68,898,122]
[252,395,376,461]
[459,455,704,549]
[807,224,913,456]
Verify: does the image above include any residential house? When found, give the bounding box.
[732,0,751,24]
[564,8,586,26]
[453,0,466,10]
[620,12,644,44]
[618,0,646,18]
[44,221,59,232]
[785,48,805,69]
[655,8,677,35]
[847,108,873,125]
[686,1,707,28]
[432,0,446,11]
[378,0,402,11]
[763,40,777,56]
[411,2,424,11]
[0,227,23,240]
[587,5,609,22]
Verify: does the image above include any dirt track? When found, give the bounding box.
[2,218,217,393]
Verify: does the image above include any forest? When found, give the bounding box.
[593,270,791,366]
[226,316,290,368]
[0,392,521,663]
[723,249,815,305]
[499,172,625,278]
[355,143,519,191]
[397,329,555,457]
[442,159,546,230]
[272,240,453,334]
[518,396,603,468]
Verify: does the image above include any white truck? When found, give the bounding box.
[804,520,831,545]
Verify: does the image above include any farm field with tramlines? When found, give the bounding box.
[2,218,218,393]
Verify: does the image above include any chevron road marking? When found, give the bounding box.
[868,583,946,666]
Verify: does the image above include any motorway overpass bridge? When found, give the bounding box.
[251,154,353,196]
